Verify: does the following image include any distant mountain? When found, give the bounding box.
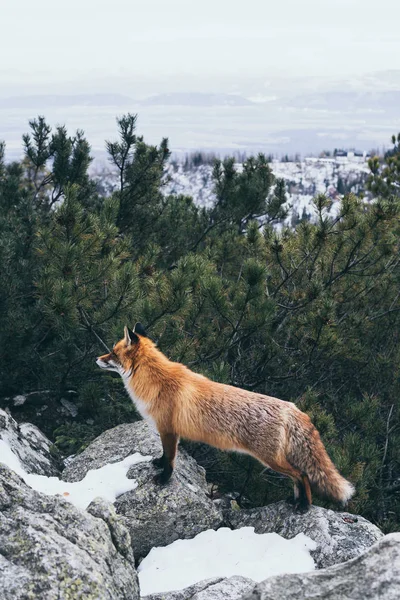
[0,94,134,109]
[141,93,254,107]
[288,91,400,114]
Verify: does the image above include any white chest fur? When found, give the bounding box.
[120,370,157,430]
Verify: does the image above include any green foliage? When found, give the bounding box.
[1,119,400,531]
[367,133,400,199]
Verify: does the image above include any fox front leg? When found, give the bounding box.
[152,455,165,468]
[153,432,178,485]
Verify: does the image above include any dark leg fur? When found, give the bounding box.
[294,477,311,513]
[153,462,174,485]
[152,455,166,469]
[265,458,310,511]
[153,432,178,485]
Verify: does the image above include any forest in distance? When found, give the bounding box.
[1,113,400,532]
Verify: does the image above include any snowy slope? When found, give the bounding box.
[163,157,370,224]
[91,155,370,225]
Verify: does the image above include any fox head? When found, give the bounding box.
[96,322,148,376]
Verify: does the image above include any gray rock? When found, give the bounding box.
[60,397,79,417]
[0,408,60,476]
[142,578,223,600]
[62,421,223,559]
[0,464,139,600]
[62,421,157,480]
[144,576,255,600]
[244,533,400,600]
[224,501,383,569]
[87,497,133,562]
[3,390,80,440]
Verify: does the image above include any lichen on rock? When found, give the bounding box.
[0,464,139,600]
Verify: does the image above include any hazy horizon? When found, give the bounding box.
[2,0,400,83]
[1,1,400,158]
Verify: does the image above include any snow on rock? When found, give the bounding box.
[0,408,60,476]
[0,414,389,599]
[62,421,224,559]
[0,437,151,510]
[138,527,316,596]
[244,533,400,600]
[224,500,384,569]
[0,464,139,600]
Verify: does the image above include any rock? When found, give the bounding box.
[143,576,255,600]
[224,501,383,569]
[12,395,27,407]
[62,421,224,559]
[0,464,139,600]
[244,532,400,600]
[60,397,79,417]
[3,390,79,439]
[0,408,61,476]
[87,497,133,562]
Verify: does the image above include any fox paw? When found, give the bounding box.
[152,456,165,468]
[294,500,310,514]
[153,471,172,485]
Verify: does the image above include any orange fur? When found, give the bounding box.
[97,328,354,507]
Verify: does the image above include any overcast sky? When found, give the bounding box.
[1,0,400,85]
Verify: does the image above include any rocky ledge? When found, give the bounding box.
[0,410,398,599]
[62,421,224,559]
[0,464,139,600]
[244,533,400,600]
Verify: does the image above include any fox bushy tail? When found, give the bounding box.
[287,412,355,504]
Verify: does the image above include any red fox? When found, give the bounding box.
[96,323,354,511]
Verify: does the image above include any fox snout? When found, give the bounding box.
[96,353,112,368]
[96,353,121,373]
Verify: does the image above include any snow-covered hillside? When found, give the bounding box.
[91,155,370,226]
[164,156,370,224]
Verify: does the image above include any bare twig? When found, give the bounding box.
[79,307,111,353]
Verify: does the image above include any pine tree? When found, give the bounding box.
[367,133,400,199]
[1,120,400,530]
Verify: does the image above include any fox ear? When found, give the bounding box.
[124,326,138,347]
[134,322,148,337]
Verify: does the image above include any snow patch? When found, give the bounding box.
[138,526,317,596]
[0,439,152,510]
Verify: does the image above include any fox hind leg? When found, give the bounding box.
[290,474,312,513]
[265,456,312,512]
[297,474,312,512]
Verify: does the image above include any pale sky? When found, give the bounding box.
[1,0,400,85]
